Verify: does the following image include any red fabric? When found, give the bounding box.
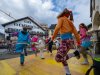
[32,36,38,42]
[77,42,81,46]
[46,39,49,44]
[31,44,37,51]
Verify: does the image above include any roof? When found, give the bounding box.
[2,16,45,31]
[49,24,56,29]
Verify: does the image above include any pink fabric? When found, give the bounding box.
[80,28,87,40]
[32,36,38,42]
[12,32,18,36]
[31,47,37,51]
[31,36,38,51]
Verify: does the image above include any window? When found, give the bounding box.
[16,23,18,26]
[23,24,25,27]
[24,20,31,24]
[29,21,31,24]
[14,23,17,26]
[14,23,15,26]
[21,24,23,27]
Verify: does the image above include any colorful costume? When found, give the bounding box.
[13,31,30,65]
[52,16,80,66]
[15,32,30,53]
[38,38,45,59]
[80,28,92,48]
[31,35,39,51]
[51,8,81,75]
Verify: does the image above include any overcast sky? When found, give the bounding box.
[0,0,91,30]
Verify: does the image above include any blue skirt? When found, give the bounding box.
[81,37,92,48]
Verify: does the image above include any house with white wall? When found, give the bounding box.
[90,0,100,30]
[2,17,46,38]
[0,25,5,40]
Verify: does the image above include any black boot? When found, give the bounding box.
[74,50,80,59]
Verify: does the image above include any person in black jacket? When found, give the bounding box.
[47,37,53,56]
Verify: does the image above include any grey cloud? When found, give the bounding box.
[0,0,91,29]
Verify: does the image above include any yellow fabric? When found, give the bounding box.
[52,16,80,42]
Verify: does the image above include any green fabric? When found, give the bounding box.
[94,57,100,62]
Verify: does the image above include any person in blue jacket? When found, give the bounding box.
[13,27,30,66]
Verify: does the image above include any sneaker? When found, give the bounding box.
[74,50,80,59]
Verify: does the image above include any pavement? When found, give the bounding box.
[0,50,93,75]
[0,49,34,60]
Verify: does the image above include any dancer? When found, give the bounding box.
[47,37,53,56]
[50,8,80,75]
[31,35,39,56]
[38,37,45,59]
[79,23,92,65]
[13,27,30,66]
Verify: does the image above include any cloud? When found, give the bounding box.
[0,0,91,30]
[0,13,10,23]
[72,0,91,29]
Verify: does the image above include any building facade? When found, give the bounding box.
[90,0,100,30]
[48,24,60,38]
[0,25,5,41]
[49,24,56,37]
[41,24,49,37]
[41,24,48,30]
[2,17,46,38]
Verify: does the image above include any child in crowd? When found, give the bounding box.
[13,27,30,66]
[31,35,39,56]
[79,23,92,65]
[38,37,45,59]
[47,37,53,56]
